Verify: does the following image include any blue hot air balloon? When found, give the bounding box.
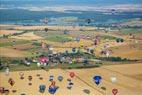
[39,85,46,93]
[93,76,102,85]
[48,85,58,94]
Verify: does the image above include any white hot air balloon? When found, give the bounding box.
[5,67,10,76]
[110,76,117,83]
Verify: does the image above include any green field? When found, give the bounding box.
[120,28,142,35]
[0,40,30,47]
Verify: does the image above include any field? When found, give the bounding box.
[0,63,142,95]
[0,24,142,95]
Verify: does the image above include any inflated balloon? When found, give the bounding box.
[19,72,24,79]
[39,85,46,93]
[93,75,102,85]
[110,76,117,83]
[67,84,72,89]
[58,76,63,82]
[83,89,90,94]
[28,76,32,81]
[112,88,118,95]
[5,67,10,76]
[49,75,54,81]
[51,81,56,86]
[48,85,58,94]
[67,82,73,90]
[70,72,75,78]
[8,78,15,86]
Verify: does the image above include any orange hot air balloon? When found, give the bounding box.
[51,81,56,86]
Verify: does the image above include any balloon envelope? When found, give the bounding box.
[110,76,117,83]
[93,76,102,85]
[58,76,63,81]
[70,72,75,78]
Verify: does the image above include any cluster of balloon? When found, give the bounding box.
[8,78,15,86]
[48,81,58,94]
[69,72,75,78]
[93,75,102,85]
[58,76,63,82]
[49,75,54,81]
[19,72,24,80]
[112,88,118,95]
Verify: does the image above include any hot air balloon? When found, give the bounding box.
[93,75,102,85]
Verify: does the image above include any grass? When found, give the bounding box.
[0,62,98,72]
[120,28,142,35]
[0,40,30,47]
[100,35,117,40]
[4,64,40,72]
[45,35,72,42]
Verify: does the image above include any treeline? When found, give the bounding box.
[98,57,133,62]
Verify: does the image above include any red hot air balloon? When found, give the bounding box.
[112,88,118,95]
[70,72,75,78]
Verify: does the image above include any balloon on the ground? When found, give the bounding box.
[70,72,75,78]
[110,76,117,83]
[93,75,102,85]
[39,85,46,93]
[19,72,24,79]
[5,67,9,76]
[49,75,54,81]
[48,85,58,94]
[8,78,15,86]
[58,76,63,82]
[112,88,118,95]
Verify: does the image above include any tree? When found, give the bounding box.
[116,38,120,43]
[120,38,124,42]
